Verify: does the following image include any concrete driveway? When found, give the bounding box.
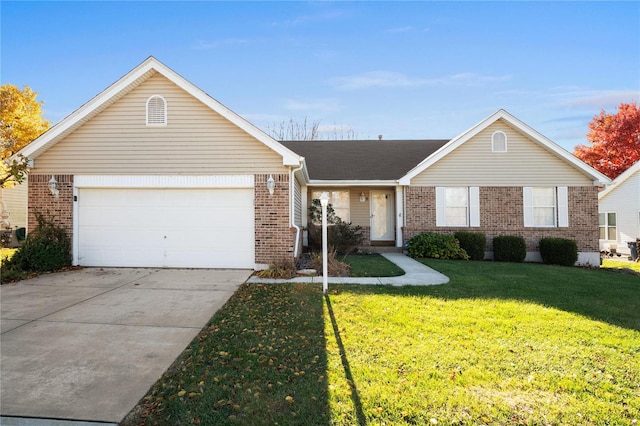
[0,267,251,424]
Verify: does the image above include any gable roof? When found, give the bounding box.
[18,56,302,167]
[398,109,610,186]
[598,159,640,200]
[281,140,448,182]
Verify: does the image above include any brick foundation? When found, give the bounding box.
[404,186,599,254]
[27,174,74,240]
[254,174,295,266]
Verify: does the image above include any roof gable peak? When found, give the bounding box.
[18,57,302,166]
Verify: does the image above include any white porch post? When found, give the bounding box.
[395,185,404,248]
[320,192,329,294]
[301,185,308,246]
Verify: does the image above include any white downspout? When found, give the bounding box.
[290,162,304,258]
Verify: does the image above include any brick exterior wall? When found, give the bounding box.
[254,173,296,265]
[27,174,74,240]
[404,186,599,253]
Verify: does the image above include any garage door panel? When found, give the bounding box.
[78,188,254,268]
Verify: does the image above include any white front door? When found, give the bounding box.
[370,190,395,241]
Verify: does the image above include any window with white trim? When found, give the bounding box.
[436,187,480,227]
[523,186,568,227]
[599,212,616,241]
[146,95,167,126]
[492,131,507,152]
[311,190,350,223]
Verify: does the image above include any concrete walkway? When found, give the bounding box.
[248,252,449,285]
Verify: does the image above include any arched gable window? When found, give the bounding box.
[146,95,167,126]
[491,131,507,152]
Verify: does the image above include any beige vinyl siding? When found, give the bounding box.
[34,73,287,175]
[411,120,593,186]
[293,177,302,226]
[350,190,371,227]
[0,181,28,228]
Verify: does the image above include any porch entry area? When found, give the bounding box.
[308,188,399,246]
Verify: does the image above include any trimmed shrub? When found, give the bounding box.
[311,249,350,277]
[493,235,526,263]
[407,232,469,260]
[257,257,298,279]
[454,231,486,261]
[539,238,578,266]
[5,213,71,273]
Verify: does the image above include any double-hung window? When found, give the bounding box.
[311,190,350,223]
[523,187,568,227]
[436,187,480,227]
[599,212,616,241]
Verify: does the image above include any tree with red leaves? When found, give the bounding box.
[574,102,640,180]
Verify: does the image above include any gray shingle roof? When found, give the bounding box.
[280,140,449,180]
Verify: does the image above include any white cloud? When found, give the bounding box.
[558,90,640,109]
[385,26,415,34]
[331,71,510,90]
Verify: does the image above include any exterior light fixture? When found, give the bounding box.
[266,174,275,195]
[359,192,366,203]
[48,175,59,197]
[320,192,329,294]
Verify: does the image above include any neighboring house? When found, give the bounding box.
[0,181,28,247]
[598,160,640,256]
[18,57,609,269]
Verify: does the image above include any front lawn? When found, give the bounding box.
[343,254,405,277]
[123,260,640,425]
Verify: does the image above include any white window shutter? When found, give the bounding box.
[469,187,480,227]
[557,186,569,227]
[523,187,533,227]
[436,187,446,227]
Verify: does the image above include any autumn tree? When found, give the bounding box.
[0,84,49,187]
[574,102,640,179]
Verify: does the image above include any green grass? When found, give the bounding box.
[602,258,640,274]
[123,260,640,425]
[343,254,405,277]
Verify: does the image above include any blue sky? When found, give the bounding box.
[2,1,639,151]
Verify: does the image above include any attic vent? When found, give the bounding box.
[146,95,167,126]
[492,131,507,152]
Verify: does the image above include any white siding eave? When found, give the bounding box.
[74,175,255,189]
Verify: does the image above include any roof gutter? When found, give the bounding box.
[306,179,400,187]
[290,160,305,258]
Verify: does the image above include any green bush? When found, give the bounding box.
[493,235,526,263]
[4,213,71,273]
[539,238,578,266]
[407,232,469,260]
[454,231,486,261]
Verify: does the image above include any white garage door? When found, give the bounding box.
[77,188,254,268]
